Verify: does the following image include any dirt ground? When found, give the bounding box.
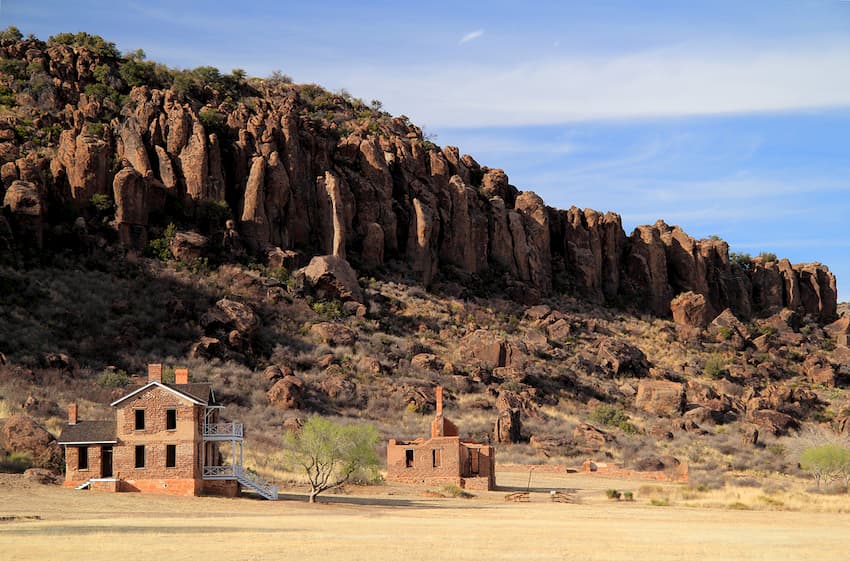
[1,470,849,561]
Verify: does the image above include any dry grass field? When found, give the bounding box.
[2,470,850,561]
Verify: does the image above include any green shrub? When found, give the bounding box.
[145,223,177,261]
[717,326,734,340]
[606,489,622,500]
[311,299,343,319]
[590,404,639,434]
[757,252,778,263]
[0,85,15,107]
[650,498,670,507]
[0,452,32,473]
[0,26,23,41]
[90,193,113,213]
[623,491,634,502]
[442,484,473,498]
[98,368,130,388]
[48,32,120,58]
[704,354,727,379]
[728,502,750,510]
[730,252,752,271]
[0,58,26,80]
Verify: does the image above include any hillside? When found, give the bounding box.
[0,30,848,485]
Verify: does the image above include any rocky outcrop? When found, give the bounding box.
[3,180,43,248]
[310,322,357,346]
[0,414,62,470]
[0,37,838,324]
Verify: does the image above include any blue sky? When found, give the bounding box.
[3,0,849,299]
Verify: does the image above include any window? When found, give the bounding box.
[166,409,177,431]
[405,449,414,468]
[134,409,145,431]
[78,446,88,470]
[432,448,441,468]
[135,445,145,468]
[166,444,176,468]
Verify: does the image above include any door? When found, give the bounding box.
[101,446,113,478]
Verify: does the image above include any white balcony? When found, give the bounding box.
[203,422,243,440]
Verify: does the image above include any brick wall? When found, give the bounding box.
[387,437,495,490]
[114,386,203,482]
[64,445,104,484]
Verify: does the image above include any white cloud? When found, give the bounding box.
[459,29,484,45]
[336,38,850,127]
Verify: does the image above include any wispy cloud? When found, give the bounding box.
[459,29,484,45]
[336,38,850,127]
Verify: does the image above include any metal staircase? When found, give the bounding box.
[202,416,278,500]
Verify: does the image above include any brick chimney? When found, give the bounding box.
[435,386,443,416]
[175,367,189,385]
[148,363,163,383]
[68,403,78,425]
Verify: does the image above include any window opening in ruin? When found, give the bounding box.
[166,409,177,430]
[166,444,176,468]
[135,409,145,431]
[432,448,441,468]
[405,449,414,468]
[135,445,145,468]
[78,446,88,470]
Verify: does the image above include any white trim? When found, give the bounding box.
[109,381,206,407]
[59,441,118,446]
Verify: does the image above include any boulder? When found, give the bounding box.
[0,415,61,470]
[411,353,442,371]
[596,337,650,378]
[267,375,304,409]
[23,467,61,485]
[202,299,260,337]
[190,336,222,359]
[635,380,685,416]
[319,374,359,403]
[310,322,357,346]
[709,308,751,346]
[262,365,293,384]
[459,329,527,370]
[301,255,364,303]
[748,409,798,436]
[671,291,716,329]
[572,422,613,450]
[169,231,209,261]
[803,354,836,387]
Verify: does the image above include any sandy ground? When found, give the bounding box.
[1,471,849,561]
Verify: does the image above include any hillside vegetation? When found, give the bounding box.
[0,29,848,489]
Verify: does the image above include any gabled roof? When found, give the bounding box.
[58,420,117,445]
[167,383,215,405]
[109,380,213,407]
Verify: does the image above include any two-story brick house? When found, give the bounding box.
[58,364,277,499]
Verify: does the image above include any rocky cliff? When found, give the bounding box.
[0,34,837,321]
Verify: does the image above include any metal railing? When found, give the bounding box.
[202,464,277,500]
[202,422,243,439]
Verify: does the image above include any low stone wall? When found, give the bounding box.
[581,459,689,483]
